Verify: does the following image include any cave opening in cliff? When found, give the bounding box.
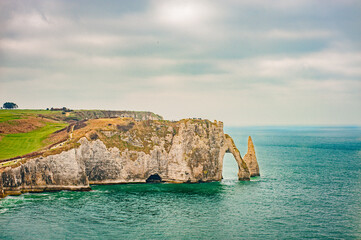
[222,153,239,180]
[146,174,162,183]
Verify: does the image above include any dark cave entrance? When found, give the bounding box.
[146,174,162,183]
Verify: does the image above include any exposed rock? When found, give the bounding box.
[243,136,260,177]
[73,110,163,121]
[80,120,232,184]
[101,131,118,138]
[0,149,90,196]
[0,119,259,198]
[224,135,250,180]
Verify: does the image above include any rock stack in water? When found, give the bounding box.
[243,136,260,177]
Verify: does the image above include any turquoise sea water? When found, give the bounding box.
[1,127,360,239]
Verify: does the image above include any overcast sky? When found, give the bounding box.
[0,0,360,126]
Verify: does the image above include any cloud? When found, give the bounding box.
[214,47,361,82]
[0,0,360,125]
[149,0,222,35]
[264,29,336,40]
[227,0,360,10]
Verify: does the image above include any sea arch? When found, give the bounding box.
[220,134,250,181]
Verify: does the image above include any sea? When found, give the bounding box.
[0,126,360,239]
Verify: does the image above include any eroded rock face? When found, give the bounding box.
[224,135,250,180]
[81,120,228,183]
[0,149,90,196]
[0,119,259,198]
[243,136,260,177]
[73,110,163,121]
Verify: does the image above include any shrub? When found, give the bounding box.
[116,122,135,132]
[3,102,18,109]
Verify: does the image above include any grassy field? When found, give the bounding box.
[0,121,67,160]
[0,109,65,122]
[0,110,68,160]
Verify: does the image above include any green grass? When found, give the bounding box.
[0,111,24,122]
[0,121,67,160]
[0,109,63,122]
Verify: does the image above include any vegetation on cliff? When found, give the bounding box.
[44,118,181,157]
[0,109,163,162]
[0,115,220,171]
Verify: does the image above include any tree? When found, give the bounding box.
[3,102,18,109]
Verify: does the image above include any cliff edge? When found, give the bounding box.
[0,118,260,198]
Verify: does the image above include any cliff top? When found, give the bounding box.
[46,118,219,156]
[0,109,163,161]
[0,117,220,169]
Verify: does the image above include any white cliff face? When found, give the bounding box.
[79,120,228,183]
[0,119,259,198]
[0,149,90,197]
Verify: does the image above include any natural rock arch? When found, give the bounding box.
[219,134,251,181]
[220,135,260,180]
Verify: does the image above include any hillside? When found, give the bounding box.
[0,109,163,161]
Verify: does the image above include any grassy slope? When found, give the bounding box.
[0,110,67,160]
[0,109,64,122]
[0,109,163,122]
[0,109,163,161]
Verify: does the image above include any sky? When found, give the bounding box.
[0,0,360,126]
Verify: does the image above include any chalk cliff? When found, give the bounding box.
[0,149,90,198]
[0,118,259,198]
[243,136,260,177]
[72,110,163,121]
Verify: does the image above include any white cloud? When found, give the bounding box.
[227,0,360,9]
[255,51,361,78]
[151,0,218,27]
[264,29,336,40]
[147,0,225,38]
[76,56,177,69]
[215,48,361,80]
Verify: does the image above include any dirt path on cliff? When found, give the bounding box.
[50,124,75,149]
